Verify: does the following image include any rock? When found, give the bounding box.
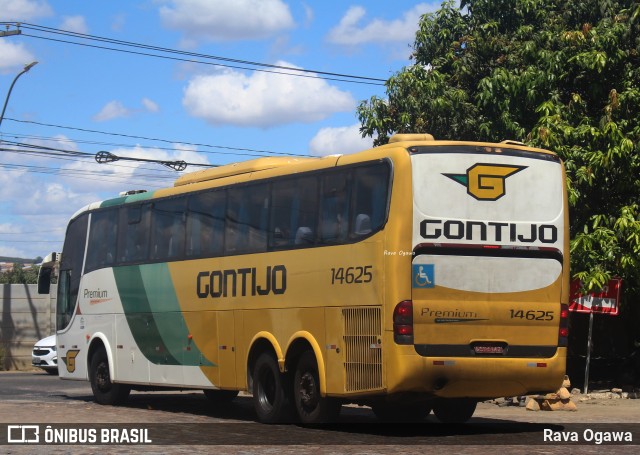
[557,387,571,400]
[526,398,540,411]
[562,375,571,388]
[589,392,613,399]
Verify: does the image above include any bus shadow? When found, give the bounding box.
[59,392,564,443]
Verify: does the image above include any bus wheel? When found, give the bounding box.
[293,350,341,424]
[89,348,130,405]
[252,352,291,423]
[203,389,239,406]
[432,398,477,423]
[372,403,431,422]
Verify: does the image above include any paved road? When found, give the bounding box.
[1,371,639,454]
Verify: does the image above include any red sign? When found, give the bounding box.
[569,278,622,315]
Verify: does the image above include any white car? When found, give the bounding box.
[32,335,58,374]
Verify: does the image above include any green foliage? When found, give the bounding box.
[0,263,40,284]
[357,0,640,304]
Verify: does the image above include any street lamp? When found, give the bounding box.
[0,61,38,130]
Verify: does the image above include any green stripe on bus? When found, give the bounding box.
[138,263,214,367]
[100,190,155,208]
[113,264,214,367]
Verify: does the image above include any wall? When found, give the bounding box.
[0,284,56,370]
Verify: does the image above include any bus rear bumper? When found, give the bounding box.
[386,345,567,399]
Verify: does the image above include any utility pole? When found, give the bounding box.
[0,24,33,130]
[0,61,38,130]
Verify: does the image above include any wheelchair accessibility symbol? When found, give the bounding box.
[413,264,435,288]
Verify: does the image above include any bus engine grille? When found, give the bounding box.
[342,307,383,392]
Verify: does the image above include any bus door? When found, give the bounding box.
[56,213,90,378]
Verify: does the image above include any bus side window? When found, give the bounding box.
[270,175,318,249]
[151,198,186,261]
[294,175,318,245]
[350,163,390,238]
[186,190,226,258]
[225,184,269,255]
[117,204,151,263]
[320,172,349,244]
[85,209,117,272]
[270,180,294,248]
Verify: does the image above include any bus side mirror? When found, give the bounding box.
[37,252,60,295]
[37,267,52,295]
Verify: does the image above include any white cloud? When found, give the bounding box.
[158,0,294,42]
[93,99,162,121]
[142,98,160,113]
[0,224,20,235]
[0,40,37,74]
[28,183,91,212]
[0,139,210,258]
[0,0,53,21]
[0,244,30,258]
[327,4,431,46]
[111,13,127,32]
[309,124,373,156]
[182,62,355,128]
[93,100,132,122]
[60,15,89,34]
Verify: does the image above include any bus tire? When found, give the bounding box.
[203,389,239,405]
[293,350,341,424]
[89,348,130,405]
[252,352,291,423]
[432,398,477,423]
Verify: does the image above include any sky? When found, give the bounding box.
[0,0,441,260]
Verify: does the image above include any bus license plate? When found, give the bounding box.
[473,345,505,355]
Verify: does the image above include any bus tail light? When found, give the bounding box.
[394,300,413,345]
[558,303,569,347]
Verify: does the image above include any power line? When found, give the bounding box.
[2,117,313,158]
[0,140,213,169]
[0,161,175,187]
[0,239,61,243]
[6,22,386,86]
[0,148,183,178]
[0,228,65,235]
[2,132,232,157]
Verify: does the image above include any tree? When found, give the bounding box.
[358,0,640,307]
[0,263,39,284]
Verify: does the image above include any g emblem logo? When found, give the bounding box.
[63,349,80,373]
[444,164,526,201]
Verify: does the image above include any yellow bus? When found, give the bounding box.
[39,133,569,423]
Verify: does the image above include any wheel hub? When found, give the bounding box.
[299,372,318,407]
